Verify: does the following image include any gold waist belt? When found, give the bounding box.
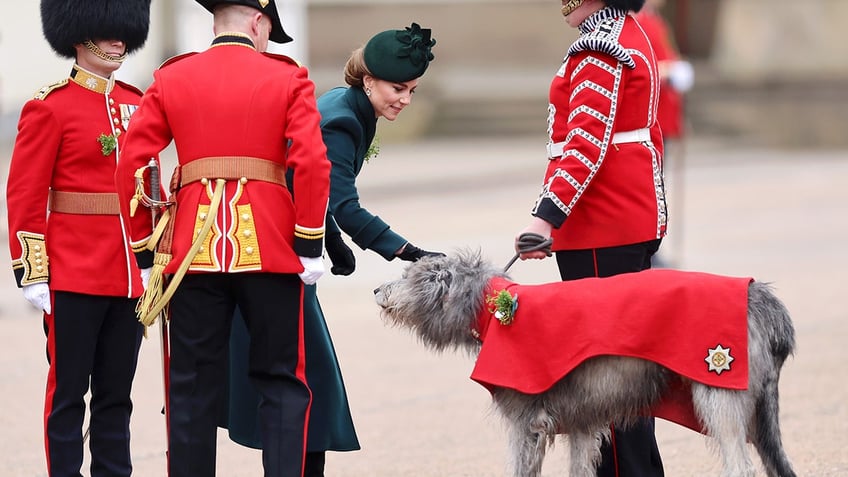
[179,156,286,188]
[49,190,121,215]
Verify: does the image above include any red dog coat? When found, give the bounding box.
[470,269,752,433]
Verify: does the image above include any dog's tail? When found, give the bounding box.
[750,282,796,365]
[749,282,797,477]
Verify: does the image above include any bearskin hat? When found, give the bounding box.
[41,0,151,58]
[605,0,646,13]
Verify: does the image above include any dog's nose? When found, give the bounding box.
[373,287,380,295]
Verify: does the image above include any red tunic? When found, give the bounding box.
[470,270,751,433]
[6,66,145,297]
[115,38,330,274]
[635,8,684,139]
[535,8,667,250]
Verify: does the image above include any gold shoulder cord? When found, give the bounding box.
[33,79,68,100]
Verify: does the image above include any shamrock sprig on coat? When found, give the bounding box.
[486,289,519,326]
[98,133,117,156]
[365,135,381,163]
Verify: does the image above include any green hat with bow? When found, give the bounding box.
[363,23,436,83]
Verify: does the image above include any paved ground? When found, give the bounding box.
[1,135,846,476]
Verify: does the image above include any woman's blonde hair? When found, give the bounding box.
[343,46,372,87]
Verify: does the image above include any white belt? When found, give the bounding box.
[546,128,652,159]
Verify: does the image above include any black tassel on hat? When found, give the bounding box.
[41,0,151,58]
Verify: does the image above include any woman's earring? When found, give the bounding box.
[365,87,372,96]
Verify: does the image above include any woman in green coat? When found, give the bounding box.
[319,22,441,263]
[222,22,441,476]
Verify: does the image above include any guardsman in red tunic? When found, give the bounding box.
[5,1,151,476]
[634,0,693,141]
[516,1,667,476]
[114,1,331,476]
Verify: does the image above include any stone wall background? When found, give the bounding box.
[2,0,846,147]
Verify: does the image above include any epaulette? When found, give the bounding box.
[159,52,198,70]
[32,79,69,100]
[262,52,301,67]
[568,16,636,69]
[115,80,144,97]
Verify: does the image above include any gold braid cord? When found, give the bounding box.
[137,178,226,327]
[562,0,584,16]
[146,209,171,251]
[83,40,127,63]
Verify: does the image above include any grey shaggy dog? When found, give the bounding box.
[374,248,797,477]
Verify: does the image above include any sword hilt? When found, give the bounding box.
[148,158,161,203]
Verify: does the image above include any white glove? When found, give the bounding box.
[140,267,152,290]
[298,256,325,285]
[668,60,694,93]
[23,283,51,314]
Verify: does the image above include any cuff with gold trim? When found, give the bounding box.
[294,224,325,258]
[13,232,49,287]
[131,235,151,253]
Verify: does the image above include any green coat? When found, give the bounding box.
[221,286,360,452]
[319,86,408,258]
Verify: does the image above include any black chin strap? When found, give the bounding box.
[503,233,553,272]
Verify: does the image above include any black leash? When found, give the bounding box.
[503,233,553,272]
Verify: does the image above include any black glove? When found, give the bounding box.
[396,243,446,262]
[325,233,355,276]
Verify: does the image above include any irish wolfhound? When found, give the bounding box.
[374,249,796,477]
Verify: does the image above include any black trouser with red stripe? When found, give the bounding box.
[44,291,143,477]
[556,239,665,477]
[167,273,311,477]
